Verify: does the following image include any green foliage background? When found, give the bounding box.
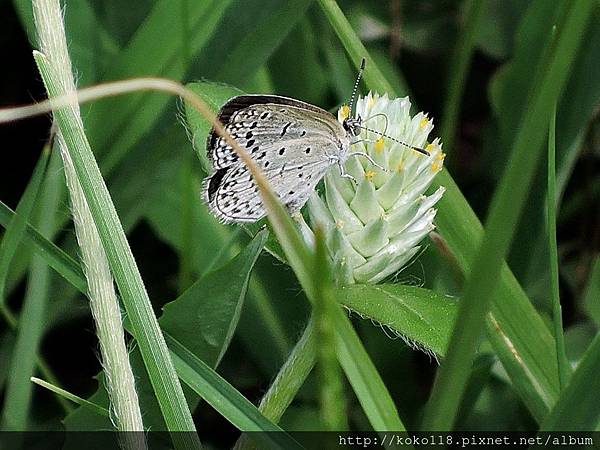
[1,0,599,447]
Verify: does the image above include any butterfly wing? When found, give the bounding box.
[203,155,333,223]
[207,95,343,169]
[203,98,349,223]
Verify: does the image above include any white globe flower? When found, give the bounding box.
[300,92,445,284]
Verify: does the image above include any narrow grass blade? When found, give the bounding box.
[1,149,60,431]
[440,0,486,161]
[540,332,600,431]
[0,146,49,312]
[30,377,109,418]
[313,228,348,431]
[583,257,600,327]
[423,0,594,430]
[0,200,86,294]
[62,133,146,437]
[31,3,199,445]
[316,0,395,96]
[547,102,570,389]
[164,334,303,450]
[333,310,406,432]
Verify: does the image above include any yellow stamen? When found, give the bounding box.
[335,219,345,230]
[374,138,385,153]
[341,104,351,120]
[436,152,446,162]
[426,143,436,152]
[419,116,429,129]
[431,161,442,173]
[396,161,405,173]
[368,96,375,109]
[365,170,376,181]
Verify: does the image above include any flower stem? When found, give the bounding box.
[234,317,316,450]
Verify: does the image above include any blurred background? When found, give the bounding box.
[0,0,599,445]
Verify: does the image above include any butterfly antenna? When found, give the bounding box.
[359,124,430,156]
[349,58,366,116]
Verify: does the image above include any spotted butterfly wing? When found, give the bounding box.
[203,95,350,223]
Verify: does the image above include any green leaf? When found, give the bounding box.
[160,229,268,367]
[269,19,328,105]
[333,310,405,432]
[540,332,600,431]
[0,332,15,391]
[183,81,243,171]
[455,353,496,426]
[12,0,120,83]
[316,0,395,96]
[475,0,528,59]
[143,159,232,275]
[338,284,458,357]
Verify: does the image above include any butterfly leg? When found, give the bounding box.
[347,151,387,173]
[327,154,357,183]
[338,162,357,183]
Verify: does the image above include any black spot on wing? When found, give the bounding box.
[280,122,292,136]
[207,167,229,202]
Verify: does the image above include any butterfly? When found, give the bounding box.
[202,59,428,223]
